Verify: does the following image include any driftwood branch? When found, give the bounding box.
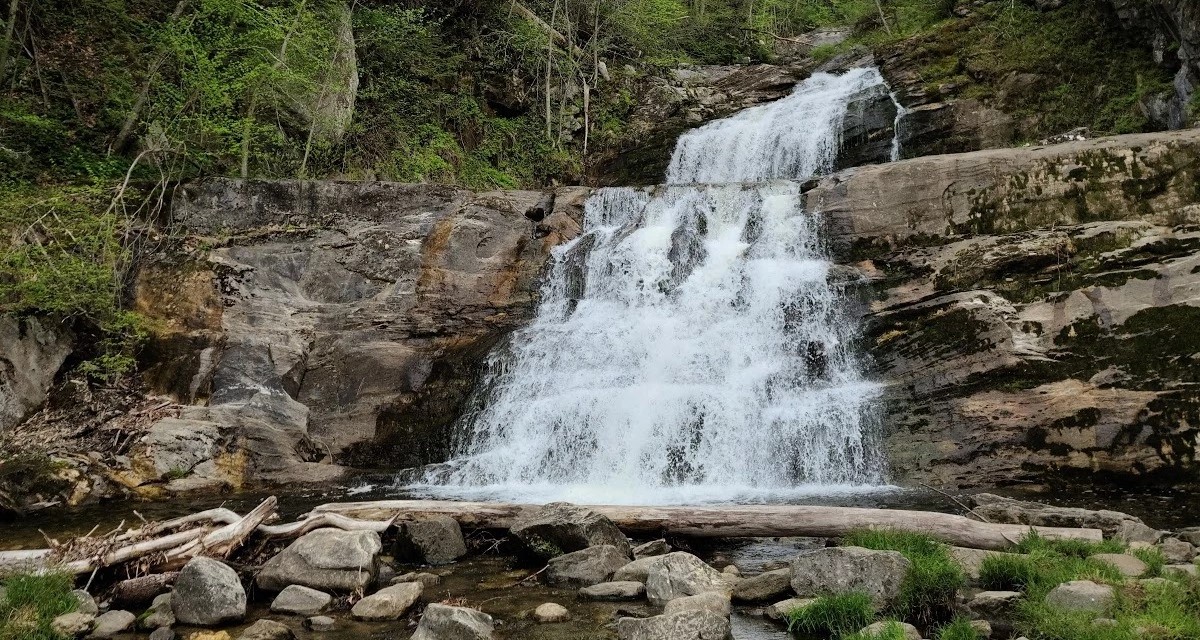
[0,497,396,576]
[309,500,1103,551]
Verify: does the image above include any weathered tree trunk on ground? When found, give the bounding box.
[309,500,1104,551]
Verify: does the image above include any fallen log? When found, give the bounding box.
[0,497,396,575]
[309,500,1104,551]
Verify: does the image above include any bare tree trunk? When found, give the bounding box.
[875,0,892,35]
[0,0,18,79]
[110,0,189,154]
[512,0,584,58]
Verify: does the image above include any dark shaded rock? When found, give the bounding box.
[511,502,631,560]
[395,516,468,565]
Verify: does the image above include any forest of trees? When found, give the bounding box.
[0,0,1174,381]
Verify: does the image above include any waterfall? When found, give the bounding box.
[415,68,894,503]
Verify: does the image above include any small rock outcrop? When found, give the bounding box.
[533,602,570,623]
[237,619,295,640]
[1090,553,1148,577]
[970,495,1146,537]
[510,502,632,559]
[789,547,910,610]
[858,621,921,640]
[256,529,381,592]
[412,603,495,640]
[968,591,1022,636]
[614,556,660,583]
[51,612,94,637]
[663,592,731,617]
[645,552,735,606]
[1045,580,1115,614]
[732,568,792,602]
[616,610,732,640]
[579,581,646,601]
[395,516,468,565]
[351,582,423,621]
[633,539,671,558]
[138,593,174,630]
[270,585,332,616]
[545,545,631,588]
[172,557,247,626]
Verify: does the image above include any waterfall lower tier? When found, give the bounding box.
[412,68,894,504]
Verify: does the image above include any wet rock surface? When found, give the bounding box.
[808,129,1200,488]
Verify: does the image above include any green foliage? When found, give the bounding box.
[937,617,982,640]
[978,533,1200,640]
[843,528,965,624]
[1013,533,1126,558]
[0,573,77,640]
[844,620,910,640]
[786,592,875,638]
[0,186,146,381]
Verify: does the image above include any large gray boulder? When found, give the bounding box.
[732,568,791,602]
[395,516,468,565]
[412,603,495,640]
[256,529,381,592]
[616,610,732,640]
[351,582,422,621]
[1045,580,1115,614]
[790,547,910,610]
[645,552,735,606]
[545,545,630,588]
[510,502,632,560]
[172,557,246,626]
[270,585,332,616]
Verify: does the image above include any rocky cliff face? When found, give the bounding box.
[120,180,586,493]
[1109,0,1200,129]
[806,129,1200,488]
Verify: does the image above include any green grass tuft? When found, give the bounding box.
[786,592,875,638]
[842,528,966,624]
[937,617,982,640]
[1014,532,1125,558]
[1130,546,1166,578]
[0,572,78,640]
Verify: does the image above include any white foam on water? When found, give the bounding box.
[414,68,899,504]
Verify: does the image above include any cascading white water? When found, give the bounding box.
[414,68,896,503]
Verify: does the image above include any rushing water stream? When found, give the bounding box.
[414,68,900,503]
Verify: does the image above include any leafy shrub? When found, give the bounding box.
[786,592,875,638]
[843,528,965,623]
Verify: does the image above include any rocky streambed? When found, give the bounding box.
[3,495,1200,640]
